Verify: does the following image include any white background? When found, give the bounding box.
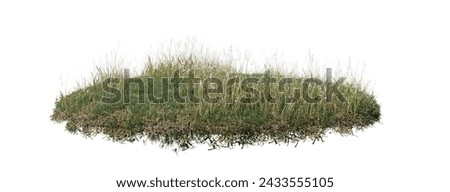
[1,0,449,191]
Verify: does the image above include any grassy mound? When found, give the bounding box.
[51,45,380,151]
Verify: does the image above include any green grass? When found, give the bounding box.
[51,42,381,151]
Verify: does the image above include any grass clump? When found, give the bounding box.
[51,41,381,151]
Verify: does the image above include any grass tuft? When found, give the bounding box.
[51,41,381,151]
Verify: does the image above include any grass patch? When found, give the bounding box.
[51,41,381,151]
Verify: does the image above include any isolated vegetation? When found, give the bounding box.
[51,41,381,151]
